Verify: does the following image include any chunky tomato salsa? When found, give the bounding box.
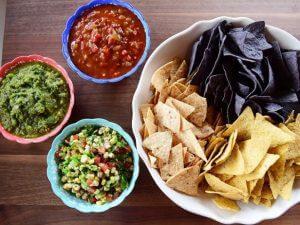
[68,5,146,79]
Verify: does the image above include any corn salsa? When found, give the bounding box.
[68,5,146,79]
[55,125,133,205]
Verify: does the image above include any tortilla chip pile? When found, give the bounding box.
[140,59,300,212]
[203,107,300,211]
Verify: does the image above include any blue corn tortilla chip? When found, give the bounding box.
[188,20,300,123]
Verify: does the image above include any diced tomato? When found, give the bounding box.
[106,194,113,201]
[125,146,131,152]
[94,156,101,165]
[92,33,101,43]
[89,188,96,194]
[126,55,132,61]
[55,151,60,159]
[100,163,109,172]
[101,158,108,163]
[73,135,79,140]
[102,45,109,54]
[87,179,93,186]
[107,162,115,169]
[124,161,132,169]
[92,197,97,203]
[113,193,120,199]
[91,44,99,53]
[113,72,121,77]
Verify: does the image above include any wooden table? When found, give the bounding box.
[1,0,300,224]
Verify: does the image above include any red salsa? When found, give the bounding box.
[68,5,146,79]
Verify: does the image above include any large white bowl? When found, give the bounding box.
[132,16,300,224]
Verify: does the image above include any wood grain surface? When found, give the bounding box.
[1,0,300,224]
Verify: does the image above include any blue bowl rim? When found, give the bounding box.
[62,0,151,84]
[47,118,139,213]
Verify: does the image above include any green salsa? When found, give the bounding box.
[0,62,70,138]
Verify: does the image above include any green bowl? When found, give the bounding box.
[47,118,139,212]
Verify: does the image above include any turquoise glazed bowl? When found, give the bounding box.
[47,118,139,212]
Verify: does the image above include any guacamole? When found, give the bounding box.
[0,62,70,138]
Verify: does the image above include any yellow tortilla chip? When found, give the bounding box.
[203,142,226,171]
[251,178,264,198]
[173,82,187,93]
[180,116,195,131]
[140,104,154,121]
[176,84,198,100]
[144,119,157,136]
[146,108,155,122]
[154,102,180,133]
[253,114,295,148]
[268,165,295,200]
[143,131,172,163]
[160,144,184,180]
[183,93,207,126]
[251,196,261,205]
[204,173,244,195]
[183,147,195,166]
[169,85,182,98]
[213,196,240,212]
[176,129,207,162]
[217,174,234,182]
[143,108,157,136]
[199,140,207,149]
[212,144,245,175]
[205,137,225,157]
[150,90,160,105]
[166,164,200,196]
[191,123,214,139]
[269,144,289,178]
[165,97,175,108]
[285,124,300,159]
[158,80,170,103]
[248,179,259,195]
[148,154,158,168]
[170,60,188,84]
[227,176,248,196]
[157,124,166,132]
[280,175,295,200]
[261,185,273,200]
[239,135,271,174]
[151,59,180,92]
[260,198,272,208]
[168,97,195,118]
[206,189,244,201]
[223,107,254,140]
[215,130,238,165]
[268,171,280,199]
[243,154,279,181]
[294,157,300,166]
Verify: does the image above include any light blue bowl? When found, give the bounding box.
[47,118,139,212]
[62,0,151,84]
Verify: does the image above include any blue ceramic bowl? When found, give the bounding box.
[62,0,151,84]
[47,118,139,212]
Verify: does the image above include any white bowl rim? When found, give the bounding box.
[132,16,300,224]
